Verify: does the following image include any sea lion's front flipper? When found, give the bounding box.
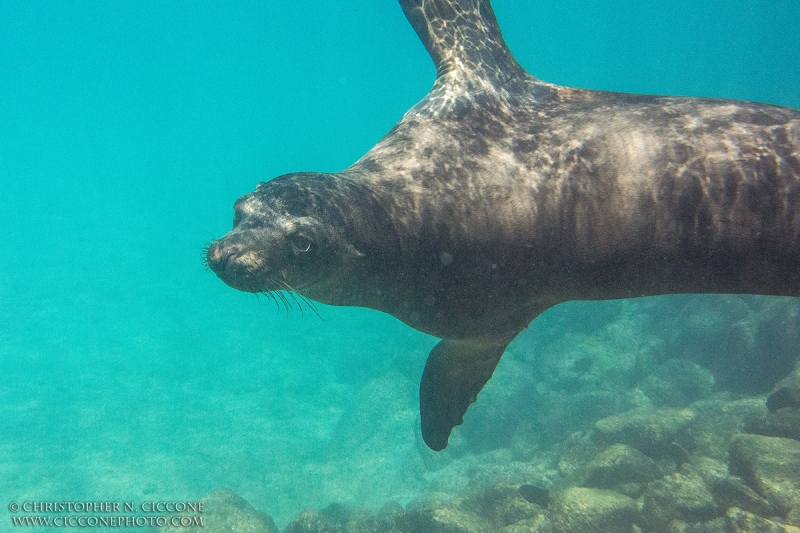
[399,0,525,88]
[420,338,509,450]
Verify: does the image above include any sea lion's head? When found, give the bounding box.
[205,173,365,299]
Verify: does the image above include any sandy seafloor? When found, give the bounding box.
[1,0,799,530]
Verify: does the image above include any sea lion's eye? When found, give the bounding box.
[289,235,313,254]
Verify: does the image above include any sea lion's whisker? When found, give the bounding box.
[259,284,281,312]
[286,290,305,318]
[268,279,293,314]
[276,280,322,319]
[200,242,212,271]
[267,291,281,312]
[200,235,221,271]
[272,287,291,318]
[256,289,280,313]
[296,293,321,320]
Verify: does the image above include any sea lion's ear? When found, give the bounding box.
[419,338,509,450]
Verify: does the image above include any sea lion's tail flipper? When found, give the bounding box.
[419,337,509,450]
[399,0,525,87]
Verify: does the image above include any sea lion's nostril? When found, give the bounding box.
[221,247,239,269]
[206,241,240,273]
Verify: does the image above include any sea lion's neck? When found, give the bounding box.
[298,173,405,310]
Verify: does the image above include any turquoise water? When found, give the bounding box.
[1,0,799,530]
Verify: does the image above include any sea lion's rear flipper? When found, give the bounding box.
[420,338,509,450]
[399,0,525,88]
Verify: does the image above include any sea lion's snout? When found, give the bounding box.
[206,236,265,292]
[206,239,239,274]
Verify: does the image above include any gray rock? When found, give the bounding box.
[284,501,405,533]
[638,359,715,408]
[681,398,768,461]
[721,507,800,533]
[675,517,729,533]
[759,360,800,446]
[729,434,800,516]
[747,407,800,442]
[518,485,550,508]
[788,504,800,527]
[640,467,717,530]
[581,443,663,492]
[319,503,398,533]
[152,488,278,533]
[498,515,553,533]
[284,509,336,533]
[557,433,602,480]
[548,487,638,533]
[767,360,800,411]
[461,482,543,529]
[377,500,406,524]
[689,456,729,487]
[396,494,489,533]
[594,408,696,456]
[677,508,800,533]
[712,476,776,518]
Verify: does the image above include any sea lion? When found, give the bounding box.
[206,0,800,451]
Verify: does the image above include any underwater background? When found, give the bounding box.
[1,0,799,531]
